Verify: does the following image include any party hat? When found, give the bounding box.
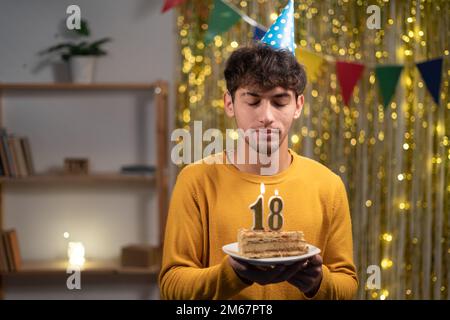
[261,0,296,54]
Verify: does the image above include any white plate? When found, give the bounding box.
[222,242,321,266]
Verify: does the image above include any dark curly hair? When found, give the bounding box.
[224,43,307,100]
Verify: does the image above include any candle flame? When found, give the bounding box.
[275,189,279,196]
[260,183,265,194]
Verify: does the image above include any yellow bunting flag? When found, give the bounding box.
[295,48,324,82]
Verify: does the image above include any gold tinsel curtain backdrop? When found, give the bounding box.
[173,0,449,300]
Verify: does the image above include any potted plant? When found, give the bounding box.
[40,19,112,83]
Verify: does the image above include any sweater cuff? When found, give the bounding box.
[302,264,332,300]
[219,256,253,296]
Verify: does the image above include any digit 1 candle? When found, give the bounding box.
[249,183,265,231]
[268,189,284,231]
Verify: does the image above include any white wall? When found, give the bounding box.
[0,0,176,299]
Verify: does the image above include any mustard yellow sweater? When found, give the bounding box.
[159,150,358,300]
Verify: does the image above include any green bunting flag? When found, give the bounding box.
[205,0,241,44]
[375,65,403,108]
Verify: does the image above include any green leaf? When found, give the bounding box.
[39,43,73,55]
[89,37,112,48]
[74,19,90,37]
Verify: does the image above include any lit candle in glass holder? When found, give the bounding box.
[67,242,85,267]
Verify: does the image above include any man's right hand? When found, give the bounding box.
[228,256,304,286]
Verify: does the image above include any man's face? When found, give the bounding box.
[224,86,304,154]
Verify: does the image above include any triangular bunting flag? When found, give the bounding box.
[161,0,186,13]
[375,65,403,108]
[336,61,365,105]
[253,25,267,41]
[261,0,295,54]
[205,0,242,44]
[295,47,324,82]
[416,58,443,104]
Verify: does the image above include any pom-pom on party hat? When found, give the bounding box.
[261,0,296,54]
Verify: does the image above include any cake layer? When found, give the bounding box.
[237,229,308,258]
[242,242,307,252]
[242,250,307,259]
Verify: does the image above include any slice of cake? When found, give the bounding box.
[238,228,308,258]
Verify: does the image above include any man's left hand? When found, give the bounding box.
[287,254,323,297]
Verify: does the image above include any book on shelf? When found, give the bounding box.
[0,128,35,178]
[0,134,9,176]
[0,229,22,272]
[0,128,16,177]
[7,136,19,177]
[0,232,8,272]
[21,137,35,175]
[13,136,28,177]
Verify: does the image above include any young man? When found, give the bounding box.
[159,44,358,299]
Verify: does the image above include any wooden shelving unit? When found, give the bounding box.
[0,82,169,298]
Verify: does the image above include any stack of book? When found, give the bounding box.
[0,229,22,273]
[0,128,35,177]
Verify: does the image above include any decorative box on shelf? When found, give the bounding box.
[121,244,161,268]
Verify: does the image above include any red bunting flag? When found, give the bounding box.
[162,0,186,13]
[336,61,365,105]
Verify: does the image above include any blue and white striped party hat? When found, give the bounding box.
[261,0,296,54]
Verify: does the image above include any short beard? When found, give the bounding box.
[246,128,281,157]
